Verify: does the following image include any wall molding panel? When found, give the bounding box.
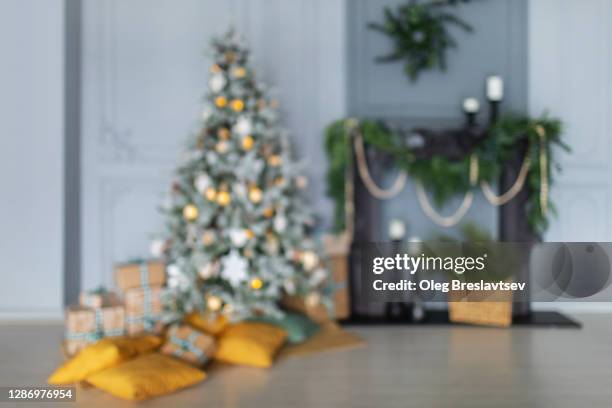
[529,0,612,241]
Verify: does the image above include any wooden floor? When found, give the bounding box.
[1,313,611,407]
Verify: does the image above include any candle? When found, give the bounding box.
[462,97,480,113]
[407,237,422,256]
[388,219,406,241]
[486,75,504,101]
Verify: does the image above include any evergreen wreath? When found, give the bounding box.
[368,0,473,81]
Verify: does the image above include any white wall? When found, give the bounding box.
[530,0,612,242]
[80,0,346,290]
[0,0,64,318]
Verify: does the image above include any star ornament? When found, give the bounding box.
[221,250,249,286]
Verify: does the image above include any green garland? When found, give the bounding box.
[369,0,473,81]
[324,115,568,235]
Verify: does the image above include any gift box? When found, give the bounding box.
[115,260,166,291]
[79,288,120,309]
[125,286,165,335]
[161,324,216,366]
[64,304,125,356]
[323,233,351,320]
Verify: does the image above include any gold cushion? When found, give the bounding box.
[214,322,287,368]
[48,335,161,385]
[86,353,206,401]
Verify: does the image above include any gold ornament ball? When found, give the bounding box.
[233,67,247,78]
[230,99,245,112]
[250,278,263,290]
[268,155,282,166]
[245,229,255,239]
[217,191,231,206]
[207,295,222,311]
[205,187,217,201]
[263,207,274,218]
[182,204,199,221]
[249,187,263,203]
[217,127,230,140]
[241,135,254,151]
[215,96,227,108]
[210,64,222,74]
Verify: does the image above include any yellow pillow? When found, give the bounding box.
[185,312,229,336]
[87,353,206,401]
[48,335,161,385]
[214,322,287,368]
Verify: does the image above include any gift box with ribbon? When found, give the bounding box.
[79,287,120,309]
[161,324,215,366]
[64,304,125,356]
[124,286,165,335]
[115,260,166,291]
[323,233,351,320]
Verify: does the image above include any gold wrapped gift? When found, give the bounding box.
[114,260,166,291]
[124,286,165,335]
[64,304,125,356]
[161,324,216,366]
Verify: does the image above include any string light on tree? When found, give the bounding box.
[216,191,231,206]
[206,295,222,312]
[249,186,263,203]
[182,204,199,221]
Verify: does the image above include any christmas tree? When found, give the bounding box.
[154,29,329,322]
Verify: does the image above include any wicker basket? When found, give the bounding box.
[448,281,513,328]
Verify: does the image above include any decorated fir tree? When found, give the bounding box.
[154,30,329,322]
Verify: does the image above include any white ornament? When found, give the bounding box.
[201,106,213,121]
[194,173,211,194]
[301,251,319,271]
[222,250,249,286]
[310,268,328,286]
[273,215,287,233]
[199,262,219,279]
[284,279,296,295]
[208,73,227,93]
[167,263,181,278]
[229,228,249,248]
[234,116,252,136]
[149,239,166,258]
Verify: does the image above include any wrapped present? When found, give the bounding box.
[125,286,165,335]
[115,260,166,291]
[161,324,215,366]
[79,287,120,309]
[323,233,351,320]
[64,304,125,356]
